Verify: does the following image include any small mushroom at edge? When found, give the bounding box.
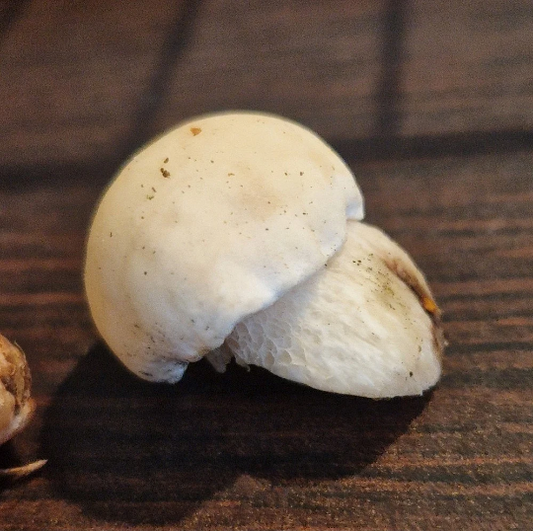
[0,334,46,478]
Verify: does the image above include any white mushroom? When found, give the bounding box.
[85,111,444,396]
[84,112,364,383]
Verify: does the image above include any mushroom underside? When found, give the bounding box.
[210,221,443,398]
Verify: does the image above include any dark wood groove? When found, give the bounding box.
[376,0,407,138]
[0,0,29,46]
[335,128,533,162]
[446,341,533,355]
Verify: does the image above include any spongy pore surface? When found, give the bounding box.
[226,221,443,398]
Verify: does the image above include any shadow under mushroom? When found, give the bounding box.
[41,342,430,525]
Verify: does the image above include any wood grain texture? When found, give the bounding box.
[402,0,533,136]
[1,0,532,529]
[2,0,532,168]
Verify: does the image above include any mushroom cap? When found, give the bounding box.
[226,221,443,398]
[84,111,363,382]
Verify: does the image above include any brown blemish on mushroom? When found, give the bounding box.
[383,256,445,360]
[190,127,202,136]
[422,296,438,315]
[160,168,171,178]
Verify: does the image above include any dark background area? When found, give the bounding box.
[0,1,532,529]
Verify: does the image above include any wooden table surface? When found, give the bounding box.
[1,1,532,529]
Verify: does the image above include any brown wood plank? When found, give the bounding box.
[0,0,190,166]
[152,0,383,141]
[402,0,533,136]
[2,0,532,168]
